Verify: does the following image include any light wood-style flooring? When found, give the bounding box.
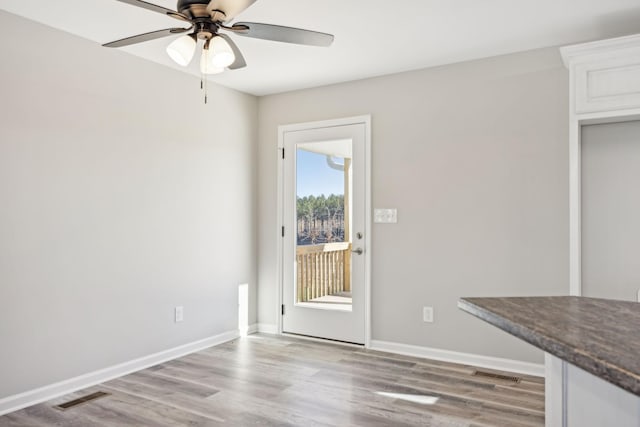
[0,334,544,426]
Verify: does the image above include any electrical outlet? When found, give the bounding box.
[423,306,434,323]
[175,306,184,323]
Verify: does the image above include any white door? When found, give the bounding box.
[281,119,368,344]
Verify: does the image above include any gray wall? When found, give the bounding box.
[582,121,640,301]
[0,8,572,399]
[0,12,258,398]
[258,48,569,363]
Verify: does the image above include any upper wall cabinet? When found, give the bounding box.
[561,35,640,117]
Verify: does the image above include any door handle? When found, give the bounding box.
[352,247,364,255]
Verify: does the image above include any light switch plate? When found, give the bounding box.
[423,306,434,323]
[374,208,397,223]
[175,306,184,323]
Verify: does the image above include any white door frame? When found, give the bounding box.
[561,36,640,296]
[276,115,372,347]
[567,114,640,297]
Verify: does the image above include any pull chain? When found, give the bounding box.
[200,73,208,104]
[201,39,210,104]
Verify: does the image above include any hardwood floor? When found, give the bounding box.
[0,334,544,426]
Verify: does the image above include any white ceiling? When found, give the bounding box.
[3,0,640,96]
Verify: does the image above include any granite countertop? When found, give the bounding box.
[458,296,640,396]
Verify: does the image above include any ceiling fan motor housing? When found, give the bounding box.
[177,0,209,11]
[177,0,222,20]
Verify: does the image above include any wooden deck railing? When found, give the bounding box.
[296,242,351,303]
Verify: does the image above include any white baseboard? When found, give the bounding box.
[369,339,544,377]
[256,323,278,334]
[247,323,259,334]
[0,329,239,416]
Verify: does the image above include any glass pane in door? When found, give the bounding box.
[295,140,352,310]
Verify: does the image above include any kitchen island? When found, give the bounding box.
[458,296,640,427]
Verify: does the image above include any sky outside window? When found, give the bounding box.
[296,149,344,197]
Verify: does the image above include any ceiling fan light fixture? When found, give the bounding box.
[166,34,196,66]
[210,35,236,68]
[102,0,335,93]
[200,47,224,75]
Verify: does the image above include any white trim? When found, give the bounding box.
[247,323,260,335]
[276,115,372,347]
[277,115,371,134]
[561,34,640,67]
[276,137,285,335]
[0,330,239,416]
[363,115,372,348]
[568,110,582,296]
[572,111,640,124]
[370,339,545,378]
[256,323,278,334]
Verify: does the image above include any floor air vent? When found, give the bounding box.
[472,370,522,383]
[55,391,110,410]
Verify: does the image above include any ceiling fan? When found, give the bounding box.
[103,0,334,75]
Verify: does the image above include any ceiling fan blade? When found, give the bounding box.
[206,0,257,22]
[230,22,334,47]
[114,0,189,21]
[218,34,246,69]
[103,27,191,48]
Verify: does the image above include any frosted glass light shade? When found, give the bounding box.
[210,36,235,68]
[166,35,196,66]
[200,48,224,75]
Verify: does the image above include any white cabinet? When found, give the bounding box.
[545,353,640,427]
[562,35,640,116]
